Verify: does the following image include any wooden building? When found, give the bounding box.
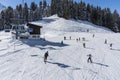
[27,23,42,39]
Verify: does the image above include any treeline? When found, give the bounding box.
[0,0,50,29]
[0,0,120,32]
[51,0,120,32]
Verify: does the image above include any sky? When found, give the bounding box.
[0,0,120,14]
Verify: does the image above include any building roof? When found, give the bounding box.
[27,23,42,28]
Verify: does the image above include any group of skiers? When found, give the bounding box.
[43,51,93,64]
[64,36,73,40]
[76,38,81,42]
[64,36,87,48]
[43,35,116,64]
[104,39,113,49]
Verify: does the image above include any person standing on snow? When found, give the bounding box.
[93,34,95,38]
[110,43,113,49]
[44,51,49,64]
[83,43,86,48]
[87,29,89,32]
[105,39,107,44]
[79,37,80,41]
[61,40,63,45]
[87,54,93,63]
[76,38,78,42]
[64,36,66,40]
[70,36,71,40]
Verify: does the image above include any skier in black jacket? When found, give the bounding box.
[44,51,49,64]
[87,54,92,63]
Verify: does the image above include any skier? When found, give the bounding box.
[93,34,95,38]
[87,54,92,63]
[105,39,107,44]
[79,37,80,41]
[76,39,78,42]
[44,51,49,64]
[70,36,71,40]
[83,43,86,48]
[82,37,85,41]
[64,36,66,40]
[110,43,112,49]
[87,29,89,32]
[61,40,63,45]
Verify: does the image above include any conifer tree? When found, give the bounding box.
[23,3,28,22]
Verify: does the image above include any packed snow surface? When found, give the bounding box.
[0,15,120,80]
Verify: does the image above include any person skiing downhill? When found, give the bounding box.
[87,54,92,63]
[44,51,49,64]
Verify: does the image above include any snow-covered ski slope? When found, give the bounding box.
[31,15,112,33]
[0,15,120,80]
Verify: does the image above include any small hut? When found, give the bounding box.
[27,23,42,39]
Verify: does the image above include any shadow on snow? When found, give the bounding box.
[86,47,95,50]
[93,62,109,67]
[20,39,69,48]
[0,48,8,51]
[111,48,120,51]
[47,61,70,68]
[37,46,60,50]
[47,61,81,70]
